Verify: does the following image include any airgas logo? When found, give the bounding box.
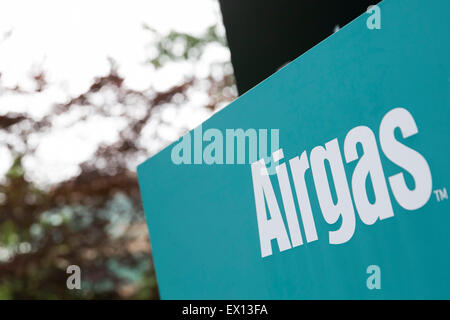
[251,108,433,258]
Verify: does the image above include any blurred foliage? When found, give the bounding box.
[0,17,236,300]
[144,24,226,69]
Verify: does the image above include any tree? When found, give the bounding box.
[0,22,236,299]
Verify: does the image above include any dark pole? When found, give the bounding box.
[219,0,381,95]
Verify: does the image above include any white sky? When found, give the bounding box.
[0,0,222,93]
[0,0,231,185]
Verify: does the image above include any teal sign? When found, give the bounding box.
[137,0,450,299]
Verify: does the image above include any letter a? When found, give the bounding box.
[171,133,191,165]
[344,126,394,225]
[66,265,81,290]
[366,5,381,30]
[251,159,291,257]
[203,129,223,164]
[366,265,381,290]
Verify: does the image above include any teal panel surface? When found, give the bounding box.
[137,0,450,299]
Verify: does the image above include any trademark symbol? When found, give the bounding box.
[433,188,448,202]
